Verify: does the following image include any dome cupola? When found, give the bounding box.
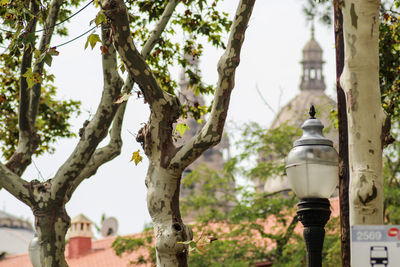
[299,25,326,91]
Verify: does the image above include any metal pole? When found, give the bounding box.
[297,198,331,267]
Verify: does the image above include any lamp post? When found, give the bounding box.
[29,233,42,267]
[285,106,338,267]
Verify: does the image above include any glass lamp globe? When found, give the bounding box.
[29,233,42,267]
[285,108,338,199]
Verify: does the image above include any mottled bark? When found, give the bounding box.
[34,203,70,267]
[0,163,32,205]
[6,0,64,176]
[102,0,256,265]
[1,1,181,266]
[30,0,65,124]
[333,0,351,265]
[146,164,192,266]
[6,0,41,176]
[52,24,124,200]
[340,0,385,225]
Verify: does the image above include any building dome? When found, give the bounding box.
[270,90,336,135]
[299,27,326,92]
[302,38,323,61]
[255,31,337,195]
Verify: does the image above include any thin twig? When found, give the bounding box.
[32,160,44,181]
[255,84,276,116]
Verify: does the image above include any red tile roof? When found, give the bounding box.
[0,197,340,267]
[0,235,152,267]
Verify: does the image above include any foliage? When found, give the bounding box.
[130,150,143,165]
[380,3,400,119]
[0,1,84,160]
[383,122,400,223]
[120,0,232,120]
[182,122,341,266]
[112,233,156,266]
[0,63,80,159]
[302,0,332,26]
[235,122,301,182]
[0,0,233,160]
[181,158,238,222]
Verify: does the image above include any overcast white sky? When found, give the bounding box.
[0,0,336,236]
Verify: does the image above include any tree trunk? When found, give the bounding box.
[333,0,351,265]
[34,203,70,267]
[340,0,385,225]
[101,0,256,265]
[146,162,192,267]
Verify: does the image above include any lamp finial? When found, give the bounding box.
[309,105,316,119]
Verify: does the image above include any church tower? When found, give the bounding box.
[177,55,231,222]
[299,26,326,92]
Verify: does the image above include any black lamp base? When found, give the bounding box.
[297,198,331,267]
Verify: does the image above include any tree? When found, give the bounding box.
[341,0,388,225]
[101,0,255,265]
[0,0,239,266]
[0,2,133,265]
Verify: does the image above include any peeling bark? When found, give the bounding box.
[1,1,182,266]
[2,0,255,266]
[146,164,192,266]
[6,0,40,176]
[340,0,385,225]
[103,0,256,265]
[34,199,70,267]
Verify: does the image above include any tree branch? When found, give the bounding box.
[20,0,39,133]
[141,0,179,58]
[171,0,256,169]
[65,102,126,200]
[51,24,124,198]
[5,1,40,176]
[0,163,32,206]
[102,0,182,169]
[101,0,173,109]
[65,2,178,197]
[5,0,63,176]
[29,0,64,124]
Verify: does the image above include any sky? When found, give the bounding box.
[0,0,336,237]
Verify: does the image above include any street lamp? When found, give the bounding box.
[29,232,42,267]
[285,106,338,267]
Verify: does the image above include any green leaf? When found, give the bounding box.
[22,68,35,89]
[33,49,41,59]
[37,48,59,67]
[118,62,126,74]
[130,150,143,165]
[22,68,42,89]
[43,54,53,67]
[85,34,101,50]
[175,123,190,137]
[93,11,107,26]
